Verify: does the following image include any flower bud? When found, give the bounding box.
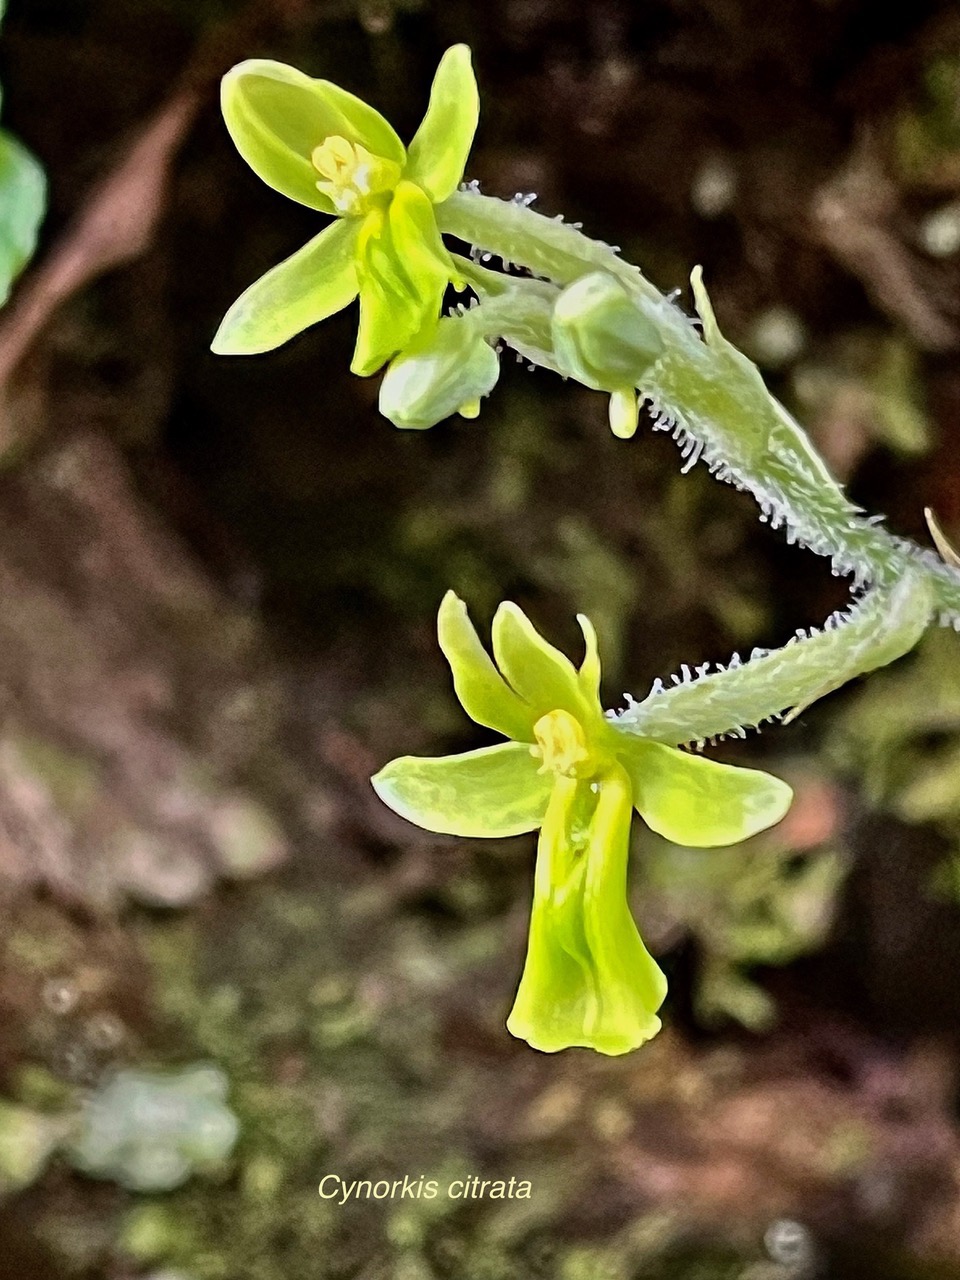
[378,315,500,429]
[551,271,664,391]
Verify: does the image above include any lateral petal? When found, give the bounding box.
[438,591,536,742]
[577,613,602,703]
[491,602,594,725]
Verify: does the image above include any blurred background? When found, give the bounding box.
[2,0,960,1276]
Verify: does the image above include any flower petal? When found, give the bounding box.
[438,591,537,742]
[351,184,451,375]
[507,766,666,1055]
[371,742,551,837]
[221,59,404,212]
[491,602,594,725]
[405,45,479,203]
[211,220,359,355]
[621,740,793,847]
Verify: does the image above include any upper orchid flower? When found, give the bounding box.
[373,593,793,1055]
[211,46,478,376]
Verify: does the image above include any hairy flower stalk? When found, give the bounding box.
[435,190,960,622]
[614,570,934,746]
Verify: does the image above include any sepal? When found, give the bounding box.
[211,220,359,354]
[405,45,479,204]
[372,742,551,837]
[619,739,793,847]
[221,59,404,212]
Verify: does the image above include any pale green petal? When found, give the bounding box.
[577,614,601,703]
[621,740,793,847]
[507,766,666,1055]
[311,77,406,165]
[437,591,536,742]
[222,59,404,212]
[211,220,359,355]
[405,45,479,203]
[351,206,418,374]
[491,602,593,725]
[371,742,551,837]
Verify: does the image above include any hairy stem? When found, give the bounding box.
[439,188,960,625]
[611,570,933,745]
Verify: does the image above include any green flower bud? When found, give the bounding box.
[551,271,664,391]
[378,315,500,430]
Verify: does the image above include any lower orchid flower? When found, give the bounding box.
[372,592,793,1055]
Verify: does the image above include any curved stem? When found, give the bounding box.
[612,570,933,745]
[438,187,960,628]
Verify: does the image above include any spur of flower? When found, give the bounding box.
[211,46,478,375]
[372,593,793,1055]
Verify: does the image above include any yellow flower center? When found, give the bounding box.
[532,709,593,779]
[311,136,401,216]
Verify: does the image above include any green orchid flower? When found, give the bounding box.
[372,593,794,1055]
[211,45,478,376]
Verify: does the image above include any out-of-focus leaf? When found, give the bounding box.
[638,824,846,1030]
[698,962,776,1031]
[67,1064,239,1192]
[0,1099,73,1194]
[871,339,931,455]
[0,127,45,306]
